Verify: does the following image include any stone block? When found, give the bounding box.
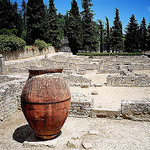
[91,108,121,118]
[23,133,60,148]
[82,141,93,149]
[121,99,150,121]
[81,83,90,88]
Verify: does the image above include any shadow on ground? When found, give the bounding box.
[13,124,33,143]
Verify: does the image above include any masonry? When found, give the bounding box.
[0,54,4,74]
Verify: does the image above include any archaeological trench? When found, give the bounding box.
[0,47,150,124]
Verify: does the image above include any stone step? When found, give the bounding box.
[90,108,121,119]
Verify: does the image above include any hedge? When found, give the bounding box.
[0,34,26,52]
[77,52,142,57]
[34,39,48,51]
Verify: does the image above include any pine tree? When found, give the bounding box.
[81,0,98,52]
[66,0,83,54]
[147,23,150,51]
[26,0,46,44]
[105,17,110,53]
[47,0,61,48]
[124,14,139,52]
[110,8,123,52]
[139,17,147,52]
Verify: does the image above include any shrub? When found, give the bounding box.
[34,39,48,51]
[77,52,142,57]
[0,34,26,52]
[47,43,52,46]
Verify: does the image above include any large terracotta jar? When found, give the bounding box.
[21,69,71,140]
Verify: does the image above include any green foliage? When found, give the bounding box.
[34,39,48,51]
[105,17,110,53]
[0,34,26,52]
[81,0,99,52]
[47,43,52,46]
[139,17,147,51]
[26,0,47,44]
[147,23,150,50]
[0,0,23,37]
[46,0,61,48]
[124,14,139,52]
[110,8,123,52]
[66,0,83,54]
[77,52,142,57]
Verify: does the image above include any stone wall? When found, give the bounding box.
[0,54,4,74]
[0,75,26,121]
[121,98,150,121]
[0,46,55,61]
[69,93,94,117]
[107,74,150,87]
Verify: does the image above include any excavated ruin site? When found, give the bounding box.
[0,50,150,149]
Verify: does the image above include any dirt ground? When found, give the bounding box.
[0,111,150,150]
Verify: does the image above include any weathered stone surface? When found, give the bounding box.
[91,91,98,95]
[66,140,80,149]
[121,98,150,121]
[88,130,99,135]
[81,83,90,88]
[69,93,94,117]
[0,75,26,121]
[94,83,103,87]
[0,54,4,74]
[82,141,93,149]
[23,133,59,148]
[91,108,121,118]
[107,74,150,87]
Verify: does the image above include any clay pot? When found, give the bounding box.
[21,71,71,140]
[28,68,63,79]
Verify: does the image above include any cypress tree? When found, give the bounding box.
[47,0,61,48]
[147,23,150,51]
[26,0,46,44]
[21,0,27,28]
[98,20,103,53]
[124,14,139,52]
[66,0,83,54]
[110,8,123,53]
[0,0,23,37]
[81,0,98,52]
[139,17,147,52]
[105,17,110,53]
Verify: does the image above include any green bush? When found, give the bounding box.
[0,34,26,52]
[77,52,142,57]
[34,39,48,51]
[47,43,52,46]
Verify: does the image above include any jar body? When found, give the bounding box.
[21,74,71,140]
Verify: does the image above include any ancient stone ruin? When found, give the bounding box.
[0,51,150,122]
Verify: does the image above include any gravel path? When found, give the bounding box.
[0,111,150,150]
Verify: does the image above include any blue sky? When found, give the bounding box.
[12,0,150,30]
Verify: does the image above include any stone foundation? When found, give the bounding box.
[107,74,150,87]
[121,99,150,121]
[0,55,4,74]
[0,75,26,121]
[69,93,94,117]
[0,46,55,61]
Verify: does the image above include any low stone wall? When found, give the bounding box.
[0,46,55,61]
[0,55,4,74]
[0,75,26,121]
[107,74,150,87]
[69,93,94,117]
[121,99,150,121]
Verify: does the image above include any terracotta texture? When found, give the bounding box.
[28,68,63,79]
[21,74,71,140]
